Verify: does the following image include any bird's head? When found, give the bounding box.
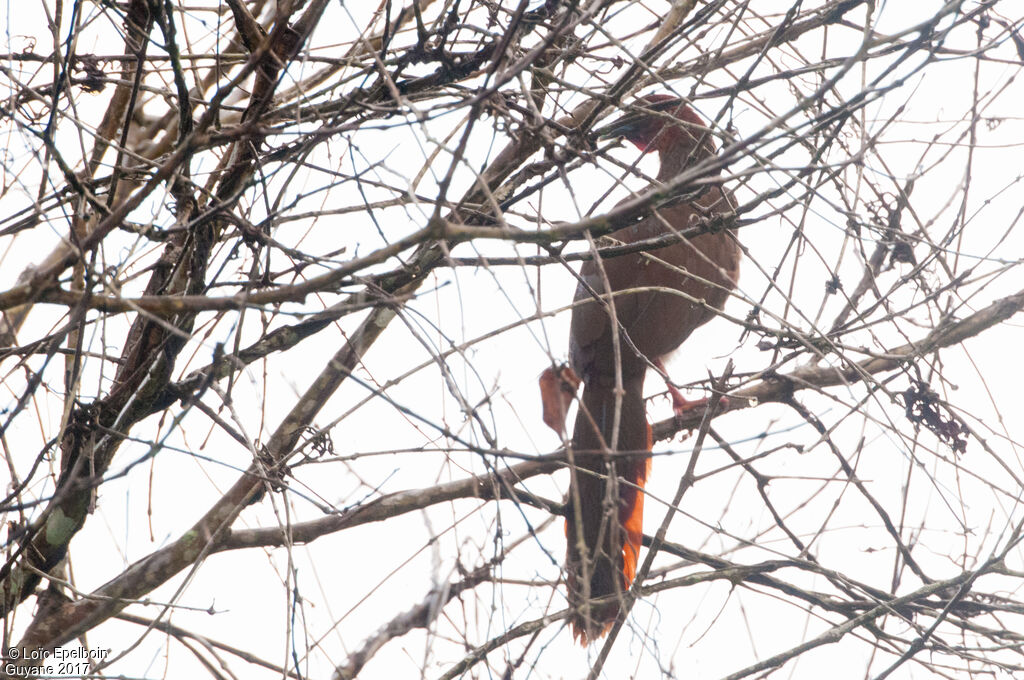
[596,95,716,174]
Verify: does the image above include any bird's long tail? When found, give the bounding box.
[565,373,652,644]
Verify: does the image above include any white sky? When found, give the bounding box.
[2,1,1024,678]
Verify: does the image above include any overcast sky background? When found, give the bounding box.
[3,1,1024,678]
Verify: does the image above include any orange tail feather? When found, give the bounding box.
[565,378,652,644]
[619,422,652,587]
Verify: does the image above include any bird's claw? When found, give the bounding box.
[670,394,730,418]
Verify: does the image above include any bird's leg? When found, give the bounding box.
[653,358,727,416]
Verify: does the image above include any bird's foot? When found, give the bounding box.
[669,392,730,418]
[539,364,581,435]
[654,358,728,418]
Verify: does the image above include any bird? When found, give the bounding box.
[539,95,741,644]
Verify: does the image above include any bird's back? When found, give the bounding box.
[568,184,740,383]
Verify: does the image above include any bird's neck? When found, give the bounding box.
[654,127,717,181]
[656,146,716,181]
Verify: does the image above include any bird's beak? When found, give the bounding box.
[594,111,645,140]
[594,98,679,140]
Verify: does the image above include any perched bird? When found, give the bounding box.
[540,95,741,643]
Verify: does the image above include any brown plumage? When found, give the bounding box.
[541,95,741,643]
